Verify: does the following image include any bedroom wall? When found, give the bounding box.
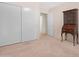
[48,11,54,37]
[48,2,79,40]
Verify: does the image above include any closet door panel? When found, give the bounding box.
[22,8,35,41]
[0,3,21,46]
[22,8,37,41]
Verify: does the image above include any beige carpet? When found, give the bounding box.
[0,35,79,57]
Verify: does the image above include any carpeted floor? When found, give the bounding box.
[0,35,79,57]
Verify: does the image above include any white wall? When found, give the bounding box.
[48,2,79,40]
[48,12,54,36]
[40,8,48,14]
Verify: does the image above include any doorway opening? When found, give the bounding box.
[40,13,48,35]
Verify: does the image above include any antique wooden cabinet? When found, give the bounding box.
[61,9,78,46]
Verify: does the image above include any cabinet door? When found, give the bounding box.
[0,3,21,46]
[64,9,78,25]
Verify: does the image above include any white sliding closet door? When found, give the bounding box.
[0,3,21,46]
[22,4,40,41]
[22,8,36,41]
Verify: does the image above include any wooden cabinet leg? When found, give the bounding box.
[65,33,67,40]
[76,33,78,44]
[61,33,63,41]
[73,35,75,46]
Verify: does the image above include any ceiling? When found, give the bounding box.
[8,2,64,8]
[7,2,64,13]
[40,2,63,9]
[39,2,64,13]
